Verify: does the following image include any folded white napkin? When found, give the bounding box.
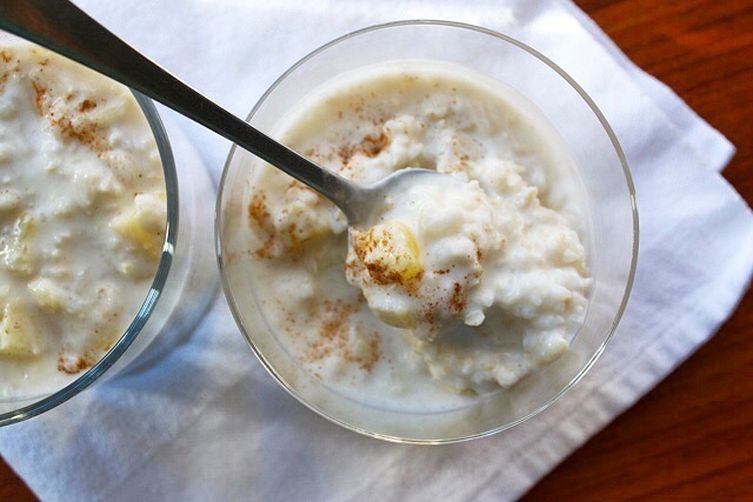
[2,1,752,501]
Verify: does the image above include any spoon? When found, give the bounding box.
[0,0,441,226]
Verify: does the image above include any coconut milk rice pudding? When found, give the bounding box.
[243,62,591,411]
[0,41,166,400]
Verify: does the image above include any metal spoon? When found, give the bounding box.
[0,0,441,226]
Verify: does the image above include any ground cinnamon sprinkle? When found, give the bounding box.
[32,80,107,155]
[248,188,313,259]
[248,191,270,226]
[31,81,45,113]
[57,351,96,374]
[306,299,381,372]
[422,307,437,328]
[338,131,391,166]
[449,282,465,313]
[248,191,277,259]
[52,114,102,151]
[356,249,403,286]
[360,132,390,157]
[0,51,12,92]
[78,99,97,112]
[286,222,299,249]
[352,228,422,289]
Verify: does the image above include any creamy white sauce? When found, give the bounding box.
[0,41,165,400]
[243,62,591,411]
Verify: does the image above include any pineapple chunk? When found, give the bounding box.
[352,221,423,285]
[112,193,166,259]
[0,214,35,275]
[112,210,160,257]
[27,277,68,312]
[0,301,45,357]
[133,192,166,233]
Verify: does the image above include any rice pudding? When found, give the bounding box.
[243,62,591,410]
[0,41,166,400]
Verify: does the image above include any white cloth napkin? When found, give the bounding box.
[2,1,752,501]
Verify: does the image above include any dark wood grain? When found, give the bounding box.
[2,1,753,500]
[0,458,33,501]
[524,0,753,499]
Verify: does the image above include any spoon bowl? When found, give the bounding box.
[340,167,451,226]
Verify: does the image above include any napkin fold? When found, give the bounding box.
[2,1,752,501]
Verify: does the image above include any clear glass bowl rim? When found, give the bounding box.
[0,93,179,427]
[216,19,639,444]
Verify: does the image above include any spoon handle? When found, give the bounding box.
[0,0,356,214]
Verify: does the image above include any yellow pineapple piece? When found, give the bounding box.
[0,301,45,357]
[133,192,166,233]
[27,277,68,312]
[112,211,160,258]
[353,221,423,286]
[112,193,166,259]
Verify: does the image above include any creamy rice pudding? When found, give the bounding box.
[0,41,165,399]
[243,62,591,410]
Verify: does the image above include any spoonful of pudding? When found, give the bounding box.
[0,0,448,227]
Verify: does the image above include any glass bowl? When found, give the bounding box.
[0,83,217,426]
[217,20,638,443]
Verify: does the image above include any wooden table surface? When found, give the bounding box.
[2,0,753,500]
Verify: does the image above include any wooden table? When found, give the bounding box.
[2,0,753,499]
